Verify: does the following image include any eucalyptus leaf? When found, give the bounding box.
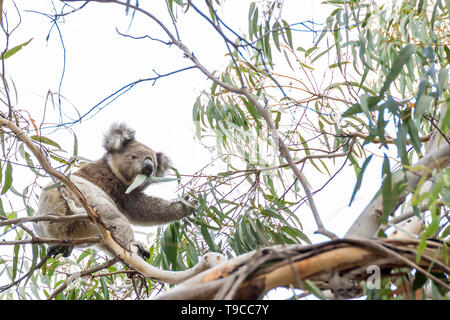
[380,44,417,95]
[349,155,373,206]
[1,162,13,195]
[1,38,33,60]
[125,174,149,194]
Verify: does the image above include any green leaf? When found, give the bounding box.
[305,46,319,57]
[281,20,293,49]
[0,198,5,217]
[412,271,428,291]
[242,97,261,126]
[272,21,281,51]
[76,250,92,264]
[261,208,289,225]
[125,174,148,194]
[1,38,33,60]
[414,95,433,121]
[250,7,258,41]
[280,226,310,244]
[217,171,233,177]
[167,0,175,18]
[0,0,3,27]
[248,2,256,36]
[248,2,255,16]
[1,161,13,194]
[30,135,62,150]
[381,154,395,220]
[72,132,78,156]
[125,174,179,194]
[100,277,110,300]
[162,224,178,268]
[304,279,327,300]
[149,176,179,183]
[200,225,217,252]
[23,151,46,177]
[185,241,199,266]
[342,95,382,117]
[263,31,273,66]
[311,45,334,64]
[349,155,373,205]
[380,44,417,96]
[405,116,422,153]
[30,244,39,275]
[12,244,19,281]
[437,68,449,96]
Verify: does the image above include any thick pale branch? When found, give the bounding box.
[345,132,450,238]
[157,238,449,299]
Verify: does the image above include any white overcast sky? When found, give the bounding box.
[3,0,385,246]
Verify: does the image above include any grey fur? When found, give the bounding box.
[34,123,196,257]
[103,122,136,152]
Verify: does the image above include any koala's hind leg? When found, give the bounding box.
[70,176,136,252]
[61,192,88,216]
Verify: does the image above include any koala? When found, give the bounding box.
[34,123,196,258]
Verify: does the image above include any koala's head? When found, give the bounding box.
[103,123,171,187]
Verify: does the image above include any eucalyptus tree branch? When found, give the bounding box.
[242,91,338,239]
[67,0,338,240]
[346,131,432,145]
[0,117,110,238]
[387,200,443,226]
[157,238,449,299]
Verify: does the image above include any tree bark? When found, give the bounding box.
[156,238,449,299]
[345,130,450,238]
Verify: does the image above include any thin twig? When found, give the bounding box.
[0,213,90,227]
[0,254,52,293]
[0,236,101,246]
[47,257,119,300]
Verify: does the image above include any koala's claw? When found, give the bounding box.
[48,245,73,258]
[181,195,198,216]
[131,241,150,260]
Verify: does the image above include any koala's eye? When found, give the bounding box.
[130,154,138,160]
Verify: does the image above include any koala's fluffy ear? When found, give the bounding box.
[103,123,136,152]
[155,152,171,177]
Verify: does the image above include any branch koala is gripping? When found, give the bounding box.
[34,123,197,258]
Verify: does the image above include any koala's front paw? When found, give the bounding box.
[48,245,74,258]
[180,195,198,217]
[131,241,150,260]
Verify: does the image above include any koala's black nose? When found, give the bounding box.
[142,158,154,176]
